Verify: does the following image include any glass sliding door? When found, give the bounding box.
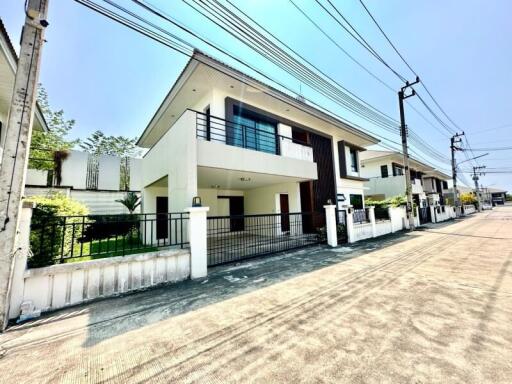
[229,107,277,154]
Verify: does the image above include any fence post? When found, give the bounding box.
[323,204,337,247]
[346,207,355,243]
[368,206,376,238]
[186,206,209,279]
[388,207,396,233]
[7,202,35,322]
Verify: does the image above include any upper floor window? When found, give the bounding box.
[349,148,358,172]
[380,165,388,178]
[442,180,448,189]
[230,106,277,154]
[392,163,404,176]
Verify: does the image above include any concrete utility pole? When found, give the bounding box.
[398,76,420,230]
[450,132,464,216]
[472,166,486,212]
[0,0,49,331]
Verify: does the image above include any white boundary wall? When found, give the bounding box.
[10,249,190,320]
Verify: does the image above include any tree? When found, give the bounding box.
[29,86,79,184]
[79,131,141,158]
[115,192,141,214]
[460,192,477,205]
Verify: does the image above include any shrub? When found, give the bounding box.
[460,192,477,205]
[82,214,140,241]
[27,193,89,268]
[365,194,407,208]
[317,224,347,243]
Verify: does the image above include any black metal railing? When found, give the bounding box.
[195,111,311,156]
[206,212,321,266]
[29,212,189,268]
[353,208,369,224]
[418,207,431,224]
[374,206,390,221]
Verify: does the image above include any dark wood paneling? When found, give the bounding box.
[337,141,347,178]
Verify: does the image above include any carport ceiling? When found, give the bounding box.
[198,167,309,190]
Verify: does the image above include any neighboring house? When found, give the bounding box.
[359,150,450,207]
[25,149,142,214]
[487,187,507,206]
[0,18,48,161]
[138,50,378,231]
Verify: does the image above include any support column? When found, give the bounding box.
[323,205,337,247]
[346,207,355,244]
[368,206,376,237]
[388,207,396,233]
[186,206,209,279]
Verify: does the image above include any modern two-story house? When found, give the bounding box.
[359,150,450,207]
[138,50,378,235]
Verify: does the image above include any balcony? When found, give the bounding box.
[195,111,317,181]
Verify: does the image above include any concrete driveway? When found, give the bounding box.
[1,207,511,383]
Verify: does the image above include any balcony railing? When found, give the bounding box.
[195,111,313,161]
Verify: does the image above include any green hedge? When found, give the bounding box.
[27,194,89,268]
[365,194,407,208]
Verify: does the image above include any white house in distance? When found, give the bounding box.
[25,149,143,214]
[0,18,48,161]
[138,50,379,232]
[359,150,450,207]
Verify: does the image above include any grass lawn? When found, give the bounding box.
[66,236,159,263]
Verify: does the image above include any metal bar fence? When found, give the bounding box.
[353,208,369,224]
[206,212,321,266]
[195,111,311,156]
[29,212,189,268]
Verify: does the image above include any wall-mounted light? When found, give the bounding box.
[240,177,251,182]
[192,196,202,207]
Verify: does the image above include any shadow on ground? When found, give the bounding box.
[5,230,417,348]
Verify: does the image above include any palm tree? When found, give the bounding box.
[115,192,141,214]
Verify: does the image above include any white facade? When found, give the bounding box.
[138,51,379,224]
[360,150,450,207]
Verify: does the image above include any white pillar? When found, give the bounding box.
[368,206,376,238]
[186,206,209,279]
[388,207,396,233]
[346,208,355,243]
[323,205,337,247]
[7,202,34,320]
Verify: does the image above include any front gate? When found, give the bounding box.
[419,207,431,225]
[207,212,322,266]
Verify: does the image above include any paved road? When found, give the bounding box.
[1,207,511,383]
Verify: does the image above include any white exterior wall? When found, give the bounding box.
[143,110,198,212]
[60,150,89,189]
[26,169,48,185]
[337,178,366,208]
[13,249,189,318]
[244,182,301,214]
[198,188,244,216]
[97,154,121,190]
[129,158,143,191]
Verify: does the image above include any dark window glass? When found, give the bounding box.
[392,164,404,176]
[231,107,277,154]
[350,194,363,209]
[442,181,448,189]
[350,148,358,172]
[380,165,388,178]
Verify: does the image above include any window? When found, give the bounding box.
[349,148,358,172]
[231,106,277,154]
[442,181,448,190]
[380,165,388,178]
[392,163,404,176]
[350,194,363,209]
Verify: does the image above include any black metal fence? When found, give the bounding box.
[418,207,432,224]
[374,206,390,221]
[195,111,311,156]
[353,208,369,224]
[206,212,321,266]
[29,212,189,267]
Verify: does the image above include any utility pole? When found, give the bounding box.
[450,132,464,216]
[398,76,420,230]
[472,166,486,212]
[0,0,49,330]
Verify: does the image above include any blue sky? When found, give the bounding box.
[1,0,511,191]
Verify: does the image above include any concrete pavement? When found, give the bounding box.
[1,207,511,383]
